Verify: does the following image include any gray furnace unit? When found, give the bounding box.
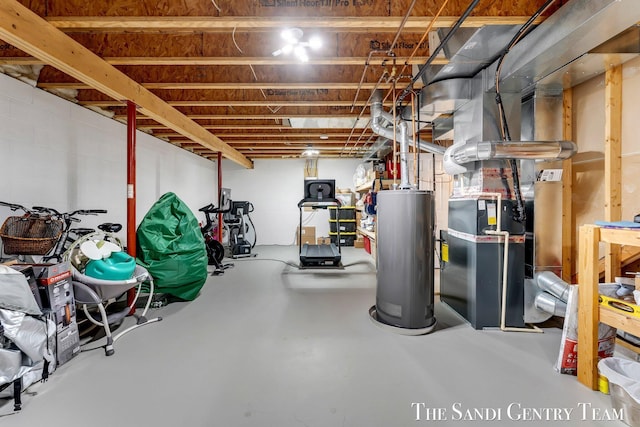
[374,189,437,332]
[440,197,525,329]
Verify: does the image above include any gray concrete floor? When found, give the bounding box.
[0,246,625,426]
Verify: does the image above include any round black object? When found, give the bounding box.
[206,239,225,265]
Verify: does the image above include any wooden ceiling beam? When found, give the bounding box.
[83,100,391,108]
[39,82,418,90]
[1,56,441,66]
[116,113,364,120]
[183,144,372,150]
[0,1,252,168]
[154,132,374,138]
[139,124,350,131]
[46,16,545,33]
[179,139,372,145]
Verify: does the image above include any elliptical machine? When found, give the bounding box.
[225,201,256,259]
[199,203,234,275]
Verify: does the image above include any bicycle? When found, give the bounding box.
[0,201,119,263]
[0,201,63,261]
[30,206,111,262]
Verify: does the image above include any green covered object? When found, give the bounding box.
[136,192,208,301]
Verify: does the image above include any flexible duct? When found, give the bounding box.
[534,292,567,317]
[443,140,577,175]
[536,271,571,302]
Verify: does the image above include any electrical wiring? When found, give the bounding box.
[397,0,481,106]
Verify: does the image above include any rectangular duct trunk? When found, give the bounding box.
[521,92,565,278]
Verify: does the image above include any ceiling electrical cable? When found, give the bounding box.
[348,0,451,160]
[397,0,480,107]
[389,0,452,101]
[350,0,417,113]
[341,70,388,157]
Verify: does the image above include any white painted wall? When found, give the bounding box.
[0,72,218,247]
[0,72,447,249]
[222,158,362,245]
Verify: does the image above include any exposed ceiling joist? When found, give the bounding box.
[46,16,545,33]
[38,82,419,91]
[0,0,253,168]
[82,100,391,108]
[0,56,443,67]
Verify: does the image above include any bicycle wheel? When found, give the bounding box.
[206,239,225,265]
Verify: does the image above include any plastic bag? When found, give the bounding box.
[555,284,617,375]
[136,192,208,301]
[599,357,640,404]
[364,178,382,216]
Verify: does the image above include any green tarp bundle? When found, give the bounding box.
[136,192,207,301]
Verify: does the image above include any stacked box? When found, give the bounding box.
[32,262,80,366]
[296,226,316,245]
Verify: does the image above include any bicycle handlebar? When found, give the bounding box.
[32,205,59,215]
[0,201,31,213]
[79,209,108,215]
[31,207,107,217]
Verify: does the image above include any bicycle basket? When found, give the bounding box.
[0,215,63,255]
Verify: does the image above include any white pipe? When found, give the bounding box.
[481,192,542,333]
[397,121,411,189]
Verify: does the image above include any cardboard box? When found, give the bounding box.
[317,236,331,245]
[296,226,316,245]
[354,237,365,248]
[32,262,80,366]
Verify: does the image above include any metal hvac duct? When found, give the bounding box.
[370,91,446,160]
[442,140,577,175]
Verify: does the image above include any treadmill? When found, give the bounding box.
[298,179,342,268]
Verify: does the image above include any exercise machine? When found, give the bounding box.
[297,179,342,268]
[226,201,256,259]
[199,188,234,275]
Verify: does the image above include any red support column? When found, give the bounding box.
[127,101,137,312]
[217,152,223,242]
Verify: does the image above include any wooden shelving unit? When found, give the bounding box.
[354,179,393,259]
[355,179,394,193]
[577,224,640,390]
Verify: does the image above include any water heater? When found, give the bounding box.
[372,189,436,333]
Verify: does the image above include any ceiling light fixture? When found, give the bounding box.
[302,147,320,157]
[272,28,322,63]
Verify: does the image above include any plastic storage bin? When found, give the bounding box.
[329,232,356,246]
[329,207,356,220]
[329,220,356,233]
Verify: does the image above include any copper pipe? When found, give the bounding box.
[349,0,418,113]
